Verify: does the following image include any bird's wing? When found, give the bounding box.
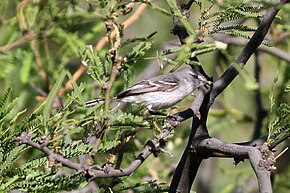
[117,73,179,98]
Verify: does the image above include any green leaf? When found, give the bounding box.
[126,41,152,64]
[81,45,108,87]
[59,142,93,158]
[20,51,33,83]
[0,87,12,110]
[43,70,66,133]
[64,126,83,136]
[233,63,259,90]
[9,108,27,124]
[0,145,25,173]
[0,175,19,190]
[97,140,121,152]
[0,96,19,123]
[65,71,86,106]
[53,29,86,55]
[147,2,173,17]
[216,24,257,32]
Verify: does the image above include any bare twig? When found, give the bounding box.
[0,29,54,53]
[16,128,173,180]
[104,21,123,112]
[95,2,148,50]
[57,2,149,97]
[16,132,85,171]
[214,34,290,63]
[274,147,288,161]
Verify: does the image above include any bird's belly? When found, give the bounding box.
[122,92,186,110]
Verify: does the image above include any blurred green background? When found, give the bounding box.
[0,0,289,192]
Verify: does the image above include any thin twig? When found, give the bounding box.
[0,29,54,53]
[16,127,173,180]
[214,34,290,63]
[96,2,148,50]
[56,2,149,97]
[274,147,288,161]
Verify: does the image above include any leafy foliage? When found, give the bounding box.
[0,1,159,191]
[0,0,289,192]
[268,88,290,145]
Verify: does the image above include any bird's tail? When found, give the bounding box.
[85,98,105,107]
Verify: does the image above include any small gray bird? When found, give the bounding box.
[86,67,209,112]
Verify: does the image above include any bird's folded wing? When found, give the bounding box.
[117,74,179,98]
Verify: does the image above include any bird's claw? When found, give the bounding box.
[163,114,181,129]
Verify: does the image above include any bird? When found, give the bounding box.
[86,67,209,113]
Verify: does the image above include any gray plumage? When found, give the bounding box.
[86,67,208,111]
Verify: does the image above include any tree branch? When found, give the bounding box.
[196,138,274,193]
[169,84,212,192]
[210,3,284,105]
[16,129,172,180]
[253,51,267,139]
[214,34,290,63]
[249,148,273,193]
[0,29,54,53]
[168,1,289,193]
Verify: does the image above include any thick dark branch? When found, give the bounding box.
[193,137,274,193]
[171,0,199,62]
[171,0,190,44]
[210,2,285,105]
[208,135,269,158]
[196,137,274,193]
[165,82,212,125]
[253,51,267,139]
[197,137,252,158]
[169,85,212,192]
[167,1,289,193]
[237,135,268,147]
[170,135,276,193]
[249,148,273,193]
[169,145,202,193]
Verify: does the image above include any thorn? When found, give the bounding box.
[274,147,288,161]
[160,148,175,158]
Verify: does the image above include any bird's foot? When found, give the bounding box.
[163,114,182,129]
